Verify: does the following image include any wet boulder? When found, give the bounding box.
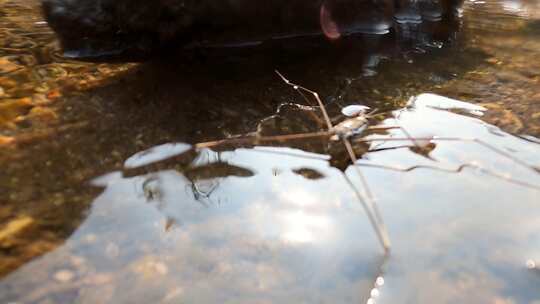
[41,0,464,60]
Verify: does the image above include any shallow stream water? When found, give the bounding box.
[1,0,540,303]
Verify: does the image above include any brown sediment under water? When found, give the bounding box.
[1,0,540,303]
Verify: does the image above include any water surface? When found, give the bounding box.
[1,0,540,303]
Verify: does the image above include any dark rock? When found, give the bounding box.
[41,0,464,60]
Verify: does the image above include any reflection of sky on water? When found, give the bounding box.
[1,152,384,303]
[2,96,540,303]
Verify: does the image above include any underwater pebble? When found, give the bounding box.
[83,273,114,285]
[70,256,86,267]
[154,262,169,275]
[32,94,51,105]
[132,258,170,278]
[83,234,97,243]
[292,168,325,180]
[27,106,58,123]
[0,97,33,119]
[105,242,120,258]
[486,57,501,64]
[77,284,115,304]
[0,77,17,90]
[0,216,33,241]
[0,135,15,146]
[53,269,75,282]
[46,89,62,100]
[0,57,21,74]
[163,287,184,302]
[34,83,50,93]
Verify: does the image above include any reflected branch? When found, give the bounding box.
[276,71,392,253]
